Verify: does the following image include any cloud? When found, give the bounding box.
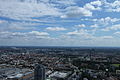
[0,0,120,47]
[102,24,120,31]
[52,0,76,6]
[0,0,103,20]
[90,0,102,6]
[84,3,101,11]
[104,0,120,12]
[84,0,102,10]
[75,24,86,28]
[29,31,49,36]
[99,17,120,23]
[67,29,87,36]
[90,24,98,28]
[0,31,26,39]
[61,6,92,18]
[84,0,102,11]
[99,36,113,39]
[80,17,120,24]
[0,0,62,20]
[46,27,67,31]
[114,31,120,35]
[66,29,93,39]
[61,0,102,18]
[89,17,120,26]
[0,21,39,31]
[8,25,36,30]
[66,29,113,41]
[0,31,49,39]
[0,20,6,24]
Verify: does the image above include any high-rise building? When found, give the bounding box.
[34,64,46,80]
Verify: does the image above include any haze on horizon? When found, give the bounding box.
[0,0,120,47]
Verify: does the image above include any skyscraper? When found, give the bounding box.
[34,64,46,80]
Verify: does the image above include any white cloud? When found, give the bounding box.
[114,31,120,35]
[0,0,103,20]
[0,31,49,39]
[84,0,102,11]
[84,3,96,10]
[67,29,87,36]
[80,17,120,23]
[66,29,113,41]
[102,24,120,31]
[84,3,101,11]
[61,0,103,18]
[61,6,92,18]
[66,29,93,39]
[104,0,120,12]
[99,36,113,39]
[99,17,120,23]
[0,20,6,24]
[53,0,76,6]
[29,31,49,36]
[0,0,62,20]
[46,27,67,31]
[0,31,26,39]
[90,0,102,6]
[9,26,36,30]
[89,17,120,25]
[67,30,81,36]
[0,21,40,31]
[101,28,109,31]
[90,24,98,28]
[75,24,86,28]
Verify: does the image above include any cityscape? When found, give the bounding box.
[0,46,120,80]
[1,0,120,80]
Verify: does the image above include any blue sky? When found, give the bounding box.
[0,0,120,47]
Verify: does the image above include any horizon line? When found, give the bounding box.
[0,45,120,48]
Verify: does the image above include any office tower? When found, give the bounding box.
[34,64,45,80]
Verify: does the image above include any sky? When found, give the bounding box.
[0,0,120,47]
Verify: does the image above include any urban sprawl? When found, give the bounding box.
[0,47,120,80]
